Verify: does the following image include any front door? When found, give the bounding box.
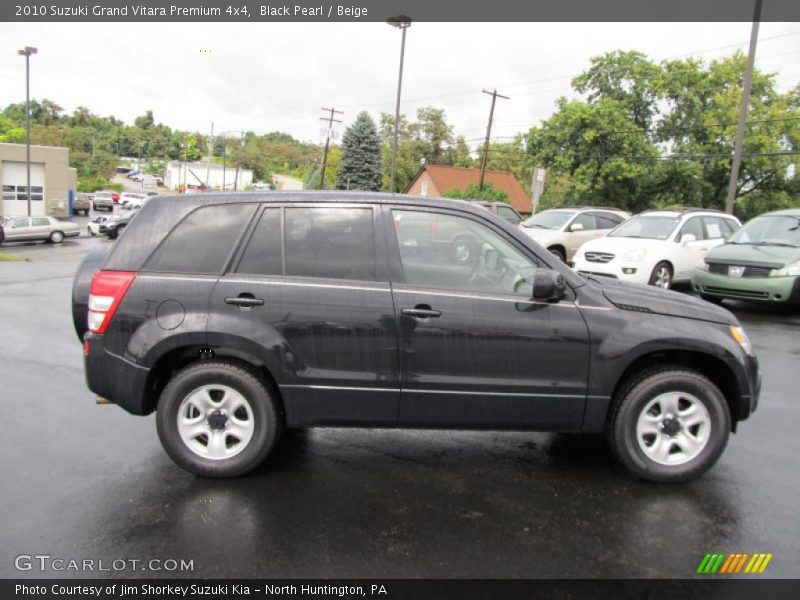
[387,207,591,430]
[208,204,400,427]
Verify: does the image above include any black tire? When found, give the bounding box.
[156,361,283,478]
[648,261,673,289]
[49,230,64,244]
[117,224,127,236]
[548,246,566,263]
[607,366,731,483]
[700,294,723,305]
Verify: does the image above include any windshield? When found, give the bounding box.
[521,210,575,230]
[731,215,800,247]
[609,215,680,240]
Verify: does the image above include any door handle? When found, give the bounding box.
[225,294,264,308]
[401,305,441,319]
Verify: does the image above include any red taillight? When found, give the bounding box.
[88,270,137,334]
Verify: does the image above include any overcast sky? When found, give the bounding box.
[1,22,798,147]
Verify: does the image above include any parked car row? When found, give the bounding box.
[519,204,799,306]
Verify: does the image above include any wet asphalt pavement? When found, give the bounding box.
[1,231,799,579]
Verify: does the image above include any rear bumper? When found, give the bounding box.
[84,333,152,415]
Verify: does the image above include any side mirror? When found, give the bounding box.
[532,269,566,302]
[680,233,696,245]
[569,222,584,232]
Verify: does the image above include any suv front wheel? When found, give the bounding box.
[608,367,730,483]
[156,361,282,477]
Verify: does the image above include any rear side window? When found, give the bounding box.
[145,204,255,274]
[236,208,282,276]
[285,207,376,281]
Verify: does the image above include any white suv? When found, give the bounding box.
[519,207,630,263]
[573,209,741,289]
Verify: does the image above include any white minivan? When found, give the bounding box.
[573,209,741,289]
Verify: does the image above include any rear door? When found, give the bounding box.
[387,206,590,430]
[208,203,401,427]
[105,203,256,362]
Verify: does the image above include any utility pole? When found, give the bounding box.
[233,131,244,191]
[319,107,343,190]
[387,16,411,194]
[725,0,762,215]
[479,89,509,190]
[205,122,214,188]
[18,46,37,217]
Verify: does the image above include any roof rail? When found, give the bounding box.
[640,207,725,215]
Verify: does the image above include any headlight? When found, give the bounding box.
[621,248,646,262]
[771,259,800,277]
[730,325,754,356]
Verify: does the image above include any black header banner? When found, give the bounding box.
[2,0,800,22]
[5,579,800,600]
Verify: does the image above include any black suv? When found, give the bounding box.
[72,193,760,481]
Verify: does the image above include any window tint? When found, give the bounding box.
[32,218,50,226]
[392,210,537,295]
[285,207,376,281]
[236,208,282,276]
[570,212,597,231]
[496,205,521,224]
[594,212,624,229]
[678,217,704,241]
[146,204,254,274]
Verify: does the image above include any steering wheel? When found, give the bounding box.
[466,254,487,286]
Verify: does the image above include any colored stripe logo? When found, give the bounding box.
[697,552,773,574]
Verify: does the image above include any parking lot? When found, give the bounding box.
[1,232,798,579]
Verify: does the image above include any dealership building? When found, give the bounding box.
[0,143,78,217]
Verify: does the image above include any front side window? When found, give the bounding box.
[392,209,537,295]
[146,204,255,274]
[570,212,597,231]
[677,217,704,241]
[284,207,376,281]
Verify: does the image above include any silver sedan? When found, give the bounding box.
[1,216,81,244]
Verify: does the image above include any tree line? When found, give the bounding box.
[1,49,797,218]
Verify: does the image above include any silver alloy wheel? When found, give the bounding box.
[50,231,64,243]
[652,265,671,289]
[635,391,711,466]
[176,384,255,460]
[454,243,470,263]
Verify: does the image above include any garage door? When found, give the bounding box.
[2,161,45,217]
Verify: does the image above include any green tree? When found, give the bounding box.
[443,182,509,202]
[336,112,382,191]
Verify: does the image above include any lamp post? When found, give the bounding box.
[17,46,37,217]
[387,16,411,194]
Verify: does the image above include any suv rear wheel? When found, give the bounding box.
[156,361,282,477]
[608,367,730,483]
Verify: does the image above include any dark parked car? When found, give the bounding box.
[98,209,138,238]
[474,201,524,225]
[72,193,760,481]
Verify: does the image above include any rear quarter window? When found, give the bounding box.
[144,203,255,274]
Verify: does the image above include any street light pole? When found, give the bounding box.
[17,46,37,217]
[387,16,411,194]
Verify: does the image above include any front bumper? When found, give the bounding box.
[84,333,152,415]
[693,270,800,304]
[573,257,651,285]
